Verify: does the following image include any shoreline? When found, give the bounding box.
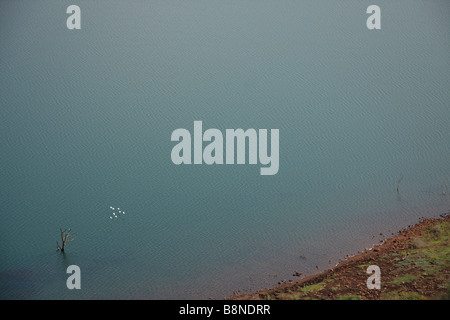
[230,213,449,300]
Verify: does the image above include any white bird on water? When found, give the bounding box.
[109,206,126,219]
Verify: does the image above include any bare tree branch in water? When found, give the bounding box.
[397,174,403,194]
[56,228,76,252]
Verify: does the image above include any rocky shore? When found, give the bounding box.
[232,214,449,300]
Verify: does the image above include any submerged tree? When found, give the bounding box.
[397,174,403,194]
[56,228,76,252]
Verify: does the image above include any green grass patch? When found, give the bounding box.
[381,291,427,300]
[299,281,326,293]
[331,286,340,292]
[337,295,361,300]
[389,274,419,285]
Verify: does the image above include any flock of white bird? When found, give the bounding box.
[109,206,126,219]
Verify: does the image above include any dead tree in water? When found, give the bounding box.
[56,228,76,252]
[397,174,403,193]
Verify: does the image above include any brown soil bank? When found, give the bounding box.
[233,214,450,300]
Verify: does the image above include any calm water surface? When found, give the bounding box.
[0,1,449,299]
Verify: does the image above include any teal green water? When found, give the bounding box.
[0,1,449,299]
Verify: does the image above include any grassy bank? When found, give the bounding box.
[233,214,449,300]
